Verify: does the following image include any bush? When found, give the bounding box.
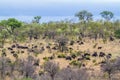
[70,53,77,59]
[19,78,33,80]
[69,60,81,67]
[114,29,120,39]
[57,54,66,58]
[76,51,82,56]
[43,57,49,61]
[92,59,96,63]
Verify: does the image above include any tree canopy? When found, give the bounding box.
[0,18,22,34]
[100,11,114,21]
[75,10,93,23]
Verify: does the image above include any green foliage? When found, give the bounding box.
[69,60,81,67]
[114,29,120,39]
[0,20,7,26]
[76,51,82,56]
[19,78,33,80]
[33,16,41,23]
[39,70,44,75]
[0,18,22,34]
[100,11,114,21]
[7,18,22,33]
[0,10,119,43]
[75,10,93,22]
[43,57,49,61]
[57,54,66,58]
[92,59,96,63]
[70,53,77,57]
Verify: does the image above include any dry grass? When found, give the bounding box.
[1,38,120,69]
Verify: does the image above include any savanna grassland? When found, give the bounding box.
[0,10,120,80]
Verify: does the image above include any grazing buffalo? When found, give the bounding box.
[70,40,74,45]
[8,47,13,50]
[21,51,24,53]
[82,64,86,67]
[84,53,90,56]
[17,46,28,49]
[33,45,38,48]
[46,45,50,49]
[48,56,54,60]
[71,54,76,59]
[77,57,84,61]
[98,47,102,49]
[106,53,112,59]
[92,52,98,57]
[99,52,105,57]
[11,51,15,54]
[66,56,72,60]
[76,40,80,43]
[85,57,91,60]
[11,45,16,48]
[79,42,84,45]
[2,52,6,56]
[109,36,114,41]
[13,54,18,58]
[34,59,40,66]
[52,47,58,50]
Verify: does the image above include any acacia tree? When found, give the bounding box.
[7,18,21,34]
[75,10,93,37]
[75,10,93,23]
[0,18,22,43]
[100,11,114,21]
[100,11,114,41]
[33,16,41,23]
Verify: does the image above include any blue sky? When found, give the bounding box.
[0,0,120,16]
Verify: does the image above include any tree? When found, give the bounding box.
[0,56,11,80]
[0,30,8,48]
[0,18,21,34]
[33,16,41,23]
[44,61,59,80]
[75,10,93,23]
[55,67,89,80]
[114,29,120,39]
[75,10,93,36]
[100,11,114,21]
[56,36,68,52]
[100,57,120,80]
[7,18,22,33]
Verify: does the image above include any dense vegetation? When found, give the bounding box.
[0,10,120,80]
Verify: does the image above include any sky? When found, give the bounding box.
[0,0,120,22]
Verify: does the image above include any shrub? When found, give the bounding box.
[44,61,59,80]
[70,53,77,59]
[57,54,66,58]
[20,78,33,80]
[114,29,120,39]
[69,60,81,67]
[43,57,49,61]
[92,59,96,63]
[76,51,82,56]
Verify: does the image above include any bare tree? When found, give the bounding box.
[101,57,117,80]
[44,61,59,80]
[56,36,68,52]
[55,67,89,80]
[0,57,11,80]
